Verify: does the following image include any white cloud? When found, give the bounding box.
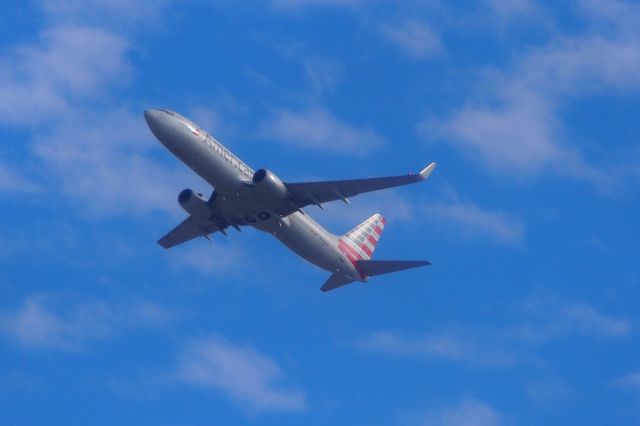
[487,0,536,21]
[577,0,640,37]
[304,57,343,98]
[423,1,640,190]
[176,337,306,412]
[424,199,525,245]
[0,162,41,194]
[0,296,107,351]
[168,239,245,277]
[262,107,384,155]
[39,0,173,26]
[425,93,562,174]
[381,19,442,59]
[0,0,177,127]
[271,0,361,11]
[422,399,502,426]
[0,1,186,219]
[309,189,522,246]
[525,377,574,405]
[360,298,630,368]
[31,108,189,217]
[360,329,517,368]
[511,297,631,343]
[424,82,610,190]
[0,295,174,352]
[187,106,224,136]
[613,371,640,391]
[318,190,414,232]
[0,26,129,125]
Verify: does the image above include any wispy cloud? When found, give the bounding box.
[487,0,537,21]
[262,107,385,156]
[167,240,245,277]
[424,199,525,245]
[360,297,631,368]
[316,190,523,246]
[422,0,640,191]
[0,295,175,352]
[380,19,442,59]
[32,108,189,217]
[423,82,610,189]
[39,0,173,26]
[525,377,575,405]
[421,398,502,426]
[318,190,414,232]
[0,162,41,194]
[175,336,306,412]
[360,329,518,368]
[0,26,129,125]
[613,371,640,391]
[510,296,631,343]
[0,0,185,218]
[270,0,361,11]
[304,57,343,98]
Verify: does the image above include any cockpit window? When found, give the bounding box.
[158,109,201,134]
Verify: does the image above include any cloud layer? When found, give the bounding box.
[262,107,385,155]
[360,297,631,368]
[422,0,640,190]
[176,337,306,412]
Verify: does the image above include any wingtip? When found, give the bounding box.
[419,162,437,180]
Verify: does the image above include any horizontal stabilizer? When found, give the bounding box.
[356,259,431,277]
[321,273,355,292]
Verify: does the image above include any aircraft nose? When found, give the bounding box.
[144,109,160,128]
[144,109,167,140]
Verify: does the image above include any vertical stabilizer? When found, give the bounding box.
[341,213,386,260]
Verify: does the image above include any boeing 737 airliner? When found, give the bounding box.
[144,109,436,291]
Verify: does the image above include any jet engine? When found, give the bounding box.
[178,189,212,220]
[252,169,288,200]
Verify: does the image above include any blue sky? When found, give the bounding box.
[1,0,639,424]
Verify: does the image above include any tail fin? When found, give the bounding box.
[342,213,386,260]
[356,259,431,277]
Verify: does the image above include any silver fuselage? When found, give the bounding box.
[144,109,362,281]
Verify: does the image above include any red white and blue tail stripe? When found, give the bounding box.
[342,213,386,260]
[337,214,386,279]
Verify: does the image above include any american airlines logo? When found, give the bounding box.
[202,133,254,179]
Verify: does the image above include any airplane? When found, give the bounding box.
[144,108,436,292]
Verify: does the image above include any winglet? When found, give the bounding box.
[419,162,437,180]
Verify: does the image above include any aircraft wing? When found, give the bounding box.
[158,215,225,249]
[280,162,436,214]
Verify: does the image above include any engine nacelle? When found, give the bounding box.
[178,189,212,220]
[252,169,288,200]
